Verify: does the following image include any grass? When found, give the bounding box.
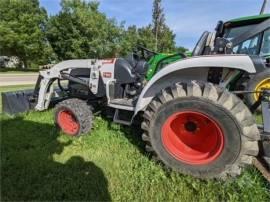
[0,72,38,74]
[0,85,34,93]
[1,85,270,201]
[0,68,39,73]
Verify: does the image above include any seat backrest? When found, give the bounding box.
[114,58,136,83]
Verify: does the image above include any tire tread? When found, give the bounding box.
[54,98,93,136]
[141,81,259,179]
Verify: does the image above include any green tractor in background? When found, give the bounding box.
[131,45,190,81]
[142,12,270,106]
[146,51,191,81]
[219,13,270,106]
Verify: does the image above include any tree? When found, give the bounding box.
[119,0,179,56]
[152,0,164,51]
[0,0,54,68]
[118,25,156,56]
[175,46,189,54]
[151,0,176,52]
[46,0,122,60]
[137,25,157,50]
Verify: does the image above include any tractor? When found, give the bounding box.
[192,12,270,107]
[2,2,270,179]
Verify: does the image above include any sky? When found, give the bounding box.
[40,0,269,50]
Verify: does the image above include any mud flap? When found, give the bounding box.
[1,89,36,115]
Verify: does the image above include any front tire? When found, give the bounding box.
[142,81,260,179]
[54,98,93,136]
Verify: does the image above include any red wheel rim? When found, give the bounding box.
[57,110,79,136]
[162,111,224,165]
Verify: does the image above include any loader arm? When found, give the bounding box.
[34,59,102,111]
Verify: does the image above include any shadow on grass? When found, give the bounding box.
[103,113,146,155]
[1,117,111,201]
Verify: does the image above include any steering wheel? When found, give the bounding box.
[134,45,158,60]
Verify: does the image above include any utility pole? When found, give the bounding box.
[152,0,164,52]
[260,0,269,14]
[155,23,159,52]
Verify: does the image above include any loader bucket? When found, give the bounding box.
[1,89,36,115]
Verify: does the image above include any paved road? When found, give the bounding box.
[0,73,38,86]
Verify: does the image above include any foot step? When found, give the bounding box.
[113,109,133,125]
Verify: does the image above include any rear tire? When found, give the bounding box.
[141,81,260,179]
[54,98,93,136]
[245,69,270,107]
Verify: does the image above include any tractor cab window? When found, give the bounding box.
[224,24,261,55]
[224,24,256,40]
[233,35,260,55]
[260,29,270,57]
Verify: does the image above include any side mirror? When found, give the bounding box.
[213,37,233,54]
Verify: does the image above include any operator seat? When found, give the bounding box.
[125,53,137,68]
[114,58,137,84]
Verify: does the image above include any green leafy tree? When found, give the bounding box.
[118,25,156,56]
[46,0,122,60]
[176,46,189,53]
[0,0,54,68]
[119,0,179,56]
[118,25,138,56]
[137,25,156,50]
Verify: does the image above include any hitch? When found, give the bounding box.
[261,90,270,133]
[254,89,270,181]
[234,89,270,180]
